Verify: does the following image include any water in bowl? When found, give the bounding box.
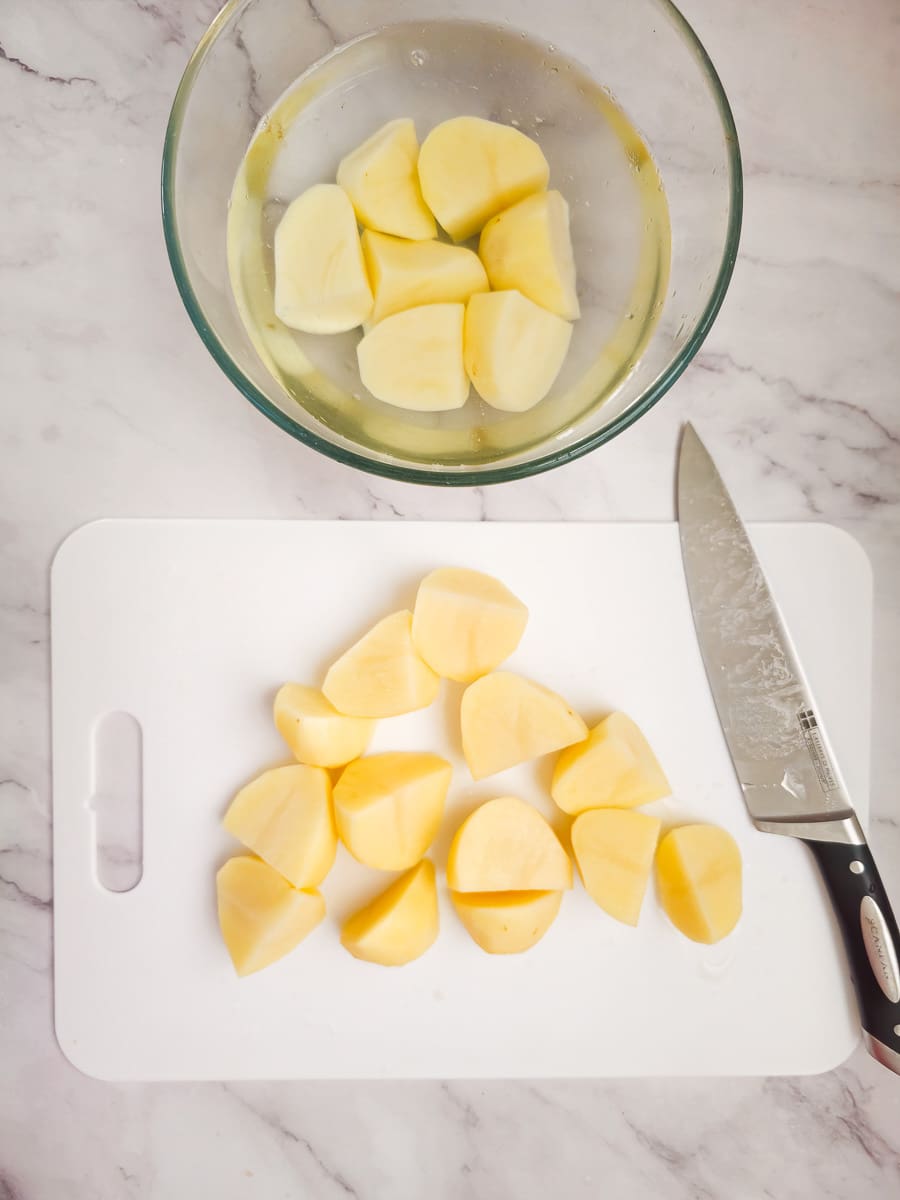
[227,20,671,467]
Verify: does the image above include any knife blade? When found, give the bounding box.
[678,423,900,1076]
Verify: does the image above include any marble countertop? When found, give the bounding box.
[2,0,900,1195]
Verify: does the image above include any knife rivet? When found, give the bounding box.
[849,861,865,875]
[894,1025,900,1039]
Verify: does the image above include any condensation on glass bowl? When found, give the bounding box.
[226,21,672,468]
[162,0,742,484]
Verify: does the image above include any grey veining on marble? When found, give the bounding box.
[1,0,900,1196]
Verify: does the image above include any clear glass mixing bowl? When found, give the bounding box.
[162,0,741,485]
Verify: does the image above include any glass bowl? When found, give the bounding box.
[162,0,741,486]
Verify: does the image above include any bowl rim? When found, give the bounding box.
[161,0,743,487]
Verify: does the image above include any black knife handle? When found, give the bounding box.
[803,836,900,1074]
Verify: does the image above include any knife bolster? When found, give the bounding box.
[754,812,865,846]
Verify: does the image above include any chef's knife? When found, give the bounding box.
[678,423,900,1076]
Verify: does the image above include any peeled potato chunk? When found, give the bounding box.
[451,889,562,954]
[274,684,374,768]
[357,303,469,412]
[362,230,489,325]
[223,765,336,889]
[656,825,743,944]
[551,712,670,815]
[337,118,436,241]
[274,184,373,333]
[323,610,440,718]
[216,856,325,977]
[479,190,579,320]
[411,566,528,682]
[461,671,587,780]
[571,809,661,926]
[341,859,439,965]
[447,796,572,892]
[334,752,451,870]
[418,116,550,241]
[464,290,572,412]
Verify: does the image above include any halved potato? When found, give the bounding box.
[341,859,439,965]
[479,190,579,320]
[418,116,550,241]
[274,183,373,332]
[323,610,440,717]
[451,889,562,954]
[333,751,451,870]
[274,684,374,768]
[357,303,469,412]
[216,856,324,977]
[464,290,572,412]
[411,566,528,682]
[447,796,572,892]
[223,764,336,889]
[337,118,436,240]
[461,671,587,779]
[656,824,743,944]
[551,712,670,815]
[571,808,661,926]
[362,231,489,326]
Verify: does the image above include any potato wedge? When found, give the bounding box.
[411,566,528,682]
[341,859,439,965]
[451,889,562,954]
[362,231,488,325]
[337,118,436,240]
[357,303,469,412]
[418,116,550,241]
[274,184,372,332]
[464,290,572,412]
[571,808,661,926]
[461,671,587,779]
[216,856,324,977]
[223,764,336,889]
[656,824,743,944]
[323,610,440,717]
[334,751,451,870]
[552,712,670,815]
[479,190,579,319]
[447,795,572,892]
[274,684,374,768]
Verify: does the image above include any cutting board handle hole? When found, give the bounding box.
[89,711,143,893]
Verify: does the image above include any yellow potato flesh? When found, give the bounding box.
[216,856,325,977]
[464,289,573,412]
[418,116,550,241]
[571,809,661,926]
[341,859,439,965]
[323,610,440,717]
[447,796,572,892]
[461,671,587,780]
[362,230,489,326]
[551,712,670,815]
[656,824,743,944]
[451,889,562,954]
[333,752,451,870]
[273,184,373,333]
[273,684,374,768]
[357,303,469,412]
[223,764,337,889]
[337,118,436,241]
[411,566,528,682]
[479,190,579,320]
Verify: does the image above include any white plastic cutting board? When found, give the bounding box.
[51,520,872,1081]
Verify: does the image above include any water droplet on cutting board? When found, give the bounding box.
[699,943,735,979]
